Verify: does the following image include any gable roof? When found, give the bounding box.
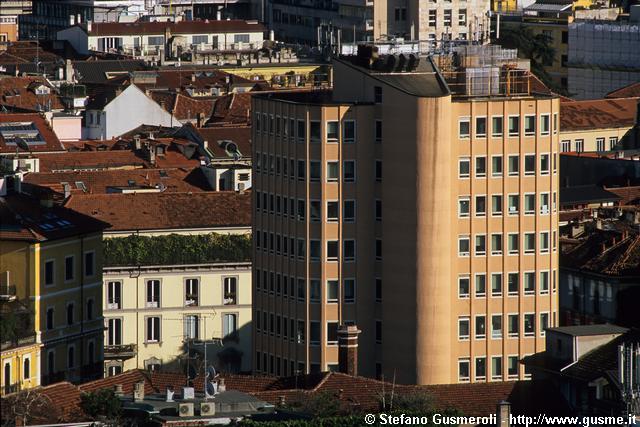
[606,82,640,99]
[560,98,639,132]
[0,113,65,154]
[559,185,621,206]
[197,125,251,159]
[0,77,65,113]
[64,191,251,232]
[87,20,266,37]
[35,150,149,172]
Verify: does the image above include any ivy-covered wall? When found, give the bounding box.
[103,233,252,266]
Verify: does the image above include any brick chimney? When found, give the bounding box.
[337,324,361,376]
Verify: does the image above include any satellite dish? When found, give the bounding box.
[15,136,30,153]
[206,365,218,379]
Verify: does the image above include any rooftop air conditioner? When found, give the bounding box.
[200,402,215,416]
[179,403,194,417]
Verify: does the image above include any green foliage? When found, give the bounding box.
[80,389,122,421]
[0,313,18,343]
[285,391,343,418]
[103,233,252,266]
[379,390,434,412]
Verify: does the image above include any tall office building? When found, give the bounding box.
[252,45,560,385]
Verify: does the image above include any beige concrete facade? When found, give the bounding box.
[252,57,559,385]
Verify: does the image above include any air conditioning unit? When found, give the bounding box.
[200,402,215,416]
[179,403,194,417]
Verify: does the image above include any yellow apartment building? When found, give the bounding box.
[252,45,560,384]
[559,97,639,152]
[65,191,253,377]
[1,193,106,392]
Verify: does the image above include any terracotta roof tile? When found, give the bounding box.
[87,20,266,37]
[64,191,251,232]
[606,185,640,206]
[560,98,639,132]
[0,113,65,154]
[35,150,149,172]
[196,126,251,159]
[606,82,640,99]
[208,92,252,126]
[0,77,65,112]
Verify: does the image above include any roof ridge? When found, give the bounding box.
[311,371,333,392]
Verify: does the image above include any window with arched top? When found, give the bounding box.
[23,358,30,380]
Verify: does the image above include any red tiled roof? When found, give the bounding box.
[0,77,65,112]
[0,113,65,154]
[150,91,215,121]
[606,82,640,99]
[207,92,252,126]
[560,97,639,132]
[35,150,149,172]
[87,20,266,36]
[197,125,251,159]
[606,185,640,206]
[64,190,251,232]
[0,41,62,65]
[24,167,210,195]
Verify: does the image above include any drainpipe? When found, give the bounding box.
[80,235,85,380]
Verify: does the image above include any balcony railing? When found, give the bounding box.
[104,344,137,360]
[0,335,36,351]
[0,283,17,301]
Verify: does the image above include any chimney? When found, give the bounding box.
[216,9,222,20]
[70,15,75,26]
[86,20,92,32]
[337,324,361,376]
[63,183,71,199]
[497,401,511,427]
[191,73,196,83]
[134,135,141,149]
[65,59,74,83]
[114,384,124,397]
[218,378,226,392]
[166,386,175,402]
[197,112,205,127]
[133,381,145,401]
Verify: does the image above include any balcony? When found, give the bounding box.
[104,344,137,360]
[0,335,36,352]
[0,283,16,302]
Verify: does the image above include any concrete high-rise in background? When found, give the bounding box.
[252,45,560,384]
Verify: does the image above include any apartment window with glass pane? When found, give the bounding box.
[459,236,470,257]
[309,240,320,261]
[475,316,486,339]
[475,357,487,380]
[475,196,486,216]
[185,278,199,306]
[487,231,503,255]
[492,195,503,216]
[476,156,486,177]
[540,271,549,294]
[107,281,121,309]
[524,314,535,336]
[508,116,519,136]
[309,161,320,182]
[459,359,470,382]
[508,314,519,337]
[375,120,382,142]
[310,121,321,141]
[326,161,339,182]
[458,197,471,218]
[524,272,535,294]
[508,195,519,215]
[428,9,437,26]
[540,232,550,253]
[524,115,535,135]
[344,279,355,303]
[326,201,339,222]
[492,315,502,338]
[326,241,338,261]
[65,256,74,281]
[326,121,339,142]
[508,356,518,377]
[575,139,584,152]
[540,313,549,336]
[492,156,502,177]
[344,240,356,261]
[491,273,502,296]
[508,273,519,295]
[458,8,467,25]
[310,280,320,302]
[343,161,356,182]
[375,160,382,182]
[609,137,618,150]
[524,233,536,254]
[146,317,160,342]
[326,280,339,303]
[508,233,519,254]
[561,140,571,152]
[524,193,535,215]
[310,200,321,222]
[184,315,199,340]
[459,158,470,178]
[223,277,237,305]
[459,276,470,298]
[223,313,237,337]
[108,318,122,345]
[540,193,550,214]
[343,120,355,142]
[540,154,550,175]
[459,317,470,340]
[475,234,486,256]
[344,200,355,222]
[540,114,550,135]
[492,356,503,380]
[375,199,381,221]
[146,280,160,307]
[492,116,503,137]
[459,118,470,138]
[524,155,535,175]
[476,117,487,137]
[444,9,452,26]
[475,274,486,297]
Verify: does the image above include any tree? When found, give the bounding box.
[0,389,60,427]
[80,388,122,425]
[285,391,343,418]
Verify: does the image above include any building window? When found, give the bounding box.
[344,200,356,222]
[223,277,237,305]
[223,313,237,337]
[575,139,584,152]
[540,312,549,336]
[458,197,470,218]
[310,200,321,222]
[524,233,536,254]
[44,260,55,286]
[68,346,75,369]
[458,9,467,25]
[459,157,470,178]
[475,234,486,256]
[524,115,536,135]
[561,140,571,152]
[609,137,618,150]
[508,155,519,176]
[326,121,339,142]
[475,117,487,138]
[508,116,520,136]
[146,280,160,308]
[87,299,94,320]
[539,271,550,293]
[508,356,519,378]
[492,315,503,339]
[475,156,486,177]
[475,357,486,381]
[343,120,356,142]
[326,280,339,303]
[459,118,470,138]
[107,281,121,309]
[429,10,437,27]
[524,193,535,215]
[375,120,382,143]
[475,195,486,217]
[458,235,470,257]
[540,114,550,135]
[508,314,519,337]
[375,160,382,182]
[524,314,535,337]
[475,274,486,297]
[65,256,74,281]
[344,279,356,303]
[46,308,54,330]
[107,318,122,345]
[343,240,356,261]
[492,356,503,380]
[492,116,503,137]
[508,273,519,295]
[540,193,550,214]
[375,239,382,260]
[146,317,160,342]
[148,36,164,45]
[327,322,339,345]
[444,9,452,26]
[524,154,536,175]
[458,317,470,340]
[310,280,320,303]
[84,252,95,277]
[374,86,382,103]
[458,276,470,298]
[596,137,605,152]
[233,34,250,43]
[459,358,470,382]
[508,233,519,254]
[375,278,382,302]
[185,278,199,306]
[508,195,519,215]
[375,320,382,343]
[491,156,503,177]
[66,303,74,325]
[310,240,321,261]
[475,315,486,339]
[326,201,339,222]
[492,195,503,216]
[375,199,382,221]
[310,121,321,141]
[326,241,339,261]
[540,232,550,254]
[491,273,502,296]
[524,272,535,294]
[23,358,30,380]
[540,154,550,175]
[310,161,321,182]
[184,315,199,340]
[343,161,356,182]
